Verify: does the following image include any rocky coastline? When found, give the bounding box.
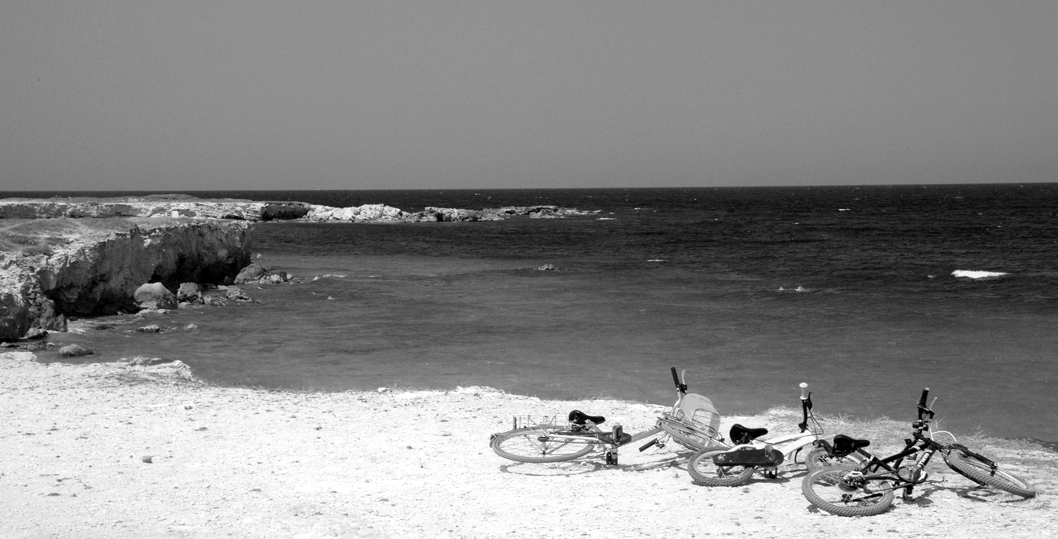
[0,195,593,342]
[0,194,595,223]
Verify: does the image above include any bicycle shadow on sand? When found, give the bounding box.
[738,467,816,486]
[497,454,689,477]
[951,484,1040,504]
[884,482,1033,509]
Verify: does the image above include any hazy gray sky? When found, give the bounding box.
[2,1,1055,191]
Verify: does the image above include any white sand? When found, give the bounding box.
[2,351,1054,538]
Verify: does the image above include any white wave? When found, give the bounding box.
[952,270,1009,280]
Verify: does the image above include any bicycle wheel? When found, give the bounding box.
[944,449,1036,498]
[490,427,596,463]
[804,447,863,473]
[801,465,895,517]
[687,449,754,487]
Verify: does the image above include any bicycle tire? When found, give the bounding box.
[804,446,864,473]
[801,465,895,517]
[490,426,597,463]
[687,449,755,487]
[944,449,1036,498]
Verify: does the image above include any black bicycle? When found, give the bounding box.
[801,388,1036,517]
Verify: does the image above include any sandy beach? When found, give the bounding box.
[2,350,1055,539]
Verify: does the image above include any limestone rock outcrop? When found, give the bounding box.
[299,204,593,222]
[0,196,595,224]
[0,219,251,340]
[0,195,311,222]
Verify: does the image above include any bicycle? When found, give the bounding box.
[489,367,727,465]
[801,387,1037,517]
[686,382,841,486]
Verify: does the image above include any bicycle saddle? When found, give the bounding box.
[832,434,871,454]
[729,424,769,445]
[568,410,606,425]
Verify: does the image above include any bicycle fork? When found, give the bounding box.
[898,449,936,499]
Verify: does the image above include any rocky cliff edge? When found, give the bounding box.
[0,217,251,341]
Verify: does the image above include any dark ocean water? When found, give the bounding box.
[7,185,1058,444]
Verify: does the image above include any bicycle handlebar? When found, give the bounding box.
[671,367,687,394]
[798,382,813,432]
[916,388,936,421]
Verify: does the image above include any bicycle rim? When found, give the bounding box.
[490,427,596,463]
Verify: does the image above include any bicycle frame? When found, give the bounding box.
[818,389,960,498]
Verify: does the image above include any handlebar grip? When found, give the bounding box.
[799,382,808,400]
[918,388,930,408]
[671,367,680,387]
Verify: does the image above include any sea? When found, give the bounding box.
[6,184,1058,446]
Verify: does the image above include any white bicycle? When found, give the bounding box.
[490,367,727,465]
[687,382,842,486]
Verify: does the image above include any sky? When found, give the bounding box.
[1,1,1056,191]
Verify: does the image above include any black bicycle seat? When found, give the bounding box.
[568,410,606,425]
[729,424,769,445]
[832,434,871,453]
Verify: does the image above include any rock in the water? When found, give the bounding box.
[234,263,288,285]
[224,287,252,301]
[59,344,94,357]
[134,283,177,310]
[23,328,48,340]
[25,340,54,352]
[176,282,202,304]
